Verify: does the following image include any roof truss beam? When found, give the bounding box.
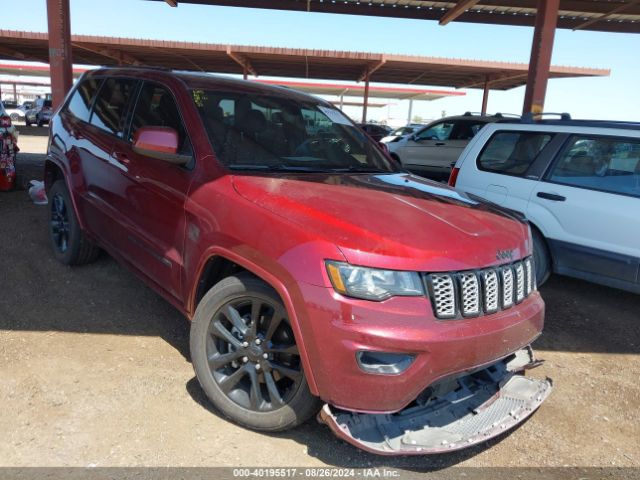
[461,72,528,89]
[72,43,144,66]
[0,45,47,63]
[573,0,640,30]
[358,57,386,82]
[226,47,257,76]
[439,0,482,26]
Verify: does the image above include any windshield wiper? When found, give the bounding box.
[326,166,391,174]
[228,164,329,172]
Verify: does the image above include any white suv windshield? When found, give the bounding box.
[192,89,398,173]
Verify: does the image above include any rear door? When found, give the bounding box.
[471,129,558,210]
[401,120,455,172]
[110,81,195,300]
[527,134,640,286]
[402,120,486,174]
[79,77,140,252]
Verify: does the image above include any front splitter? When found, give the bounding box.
[319,348,552,455]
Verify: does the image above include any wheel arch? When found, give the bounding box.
[189,248,320,395]
[528,220,554,272]
[44,158,87,231]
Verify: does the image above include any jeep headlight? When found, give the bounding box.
[325,261,424,301]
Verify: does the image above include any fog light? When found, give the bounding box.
[356,351,415,375]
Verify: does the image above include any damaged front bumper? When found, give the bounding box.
[319,347,551,455]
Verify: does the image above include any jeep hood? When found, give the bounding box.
[232,172,530,271]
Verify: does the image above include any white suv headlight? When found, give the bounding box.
[326,261,424,301]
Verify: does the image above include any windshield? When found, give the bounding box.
[192,89,399,173]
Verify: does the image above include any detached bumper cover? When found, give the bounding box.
[319,347,551,455]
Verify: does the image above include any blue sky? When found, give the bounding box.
[5,0,640,123]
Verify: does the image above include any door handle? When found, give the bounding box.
[113,151,131,165]
[537,191,566,202]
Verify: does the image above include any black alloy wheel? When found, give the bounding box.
[190,273,321,431]
[50,193,70,254]
[206,296,303,412]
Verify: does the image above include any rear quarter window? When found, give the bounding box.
[65,77,102,122]
[477,131,553,176]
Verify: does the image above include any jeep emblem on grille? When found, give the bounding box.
[496,249,514,261]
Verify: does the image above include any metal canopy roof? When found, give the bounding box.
[254,79,466,100]
[0,30,608,91]
[150,0,640,34]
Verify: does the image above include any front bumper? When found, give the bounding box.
[296,282,545,413]
[319,347,551,455]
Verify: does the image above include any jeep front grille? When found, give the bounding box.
[426,257,535,320]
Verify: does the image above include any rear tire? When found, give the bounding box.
[190,273,321,432]
[532,227,551,286]
[48,180,100,266]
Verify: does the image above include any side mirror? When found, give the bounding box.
[132,126,190,165]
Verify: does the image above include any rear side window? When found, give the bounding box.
[65,77,102,122]
[478,131,553,176]
[129,82,191,155]
[415,121,454,141]
[450,120,487,140]
[90,78,138,136]
[548,135,640,198]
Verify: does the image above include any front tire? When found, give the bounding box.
[190,273,321,432]
[532,227,551,286]
[48,180,100,265]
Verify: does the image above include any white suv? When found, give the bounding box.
[450,116,640,294]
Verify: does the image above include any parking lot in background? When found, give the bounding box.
[0,131,638,469]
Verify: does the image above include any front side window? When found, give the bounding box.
[478,131,553,176]
[129,82,191,155]
[548,135,640,197]
[415,122,454,141]
[192,89,398,173]
[90,78,138,136]
[66,77,102,122]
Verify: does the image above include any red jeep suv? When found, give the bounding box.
[45,68,551,455]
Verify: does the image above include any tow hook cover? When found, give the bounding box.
[319,348,552,455]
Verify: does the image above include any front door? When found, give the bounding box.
[110,81,195,300]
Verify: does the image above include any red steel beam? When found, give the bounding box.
[46,0,73,109]
[481,76,490,115]
[439,0,481,26]
[574,0,640,31]
[522,0,559,115]
[361,73,370,124]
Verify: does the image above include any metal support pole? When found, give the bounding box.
[12,83,17,102]
[407,99,414,124]
[47,0,73,110]
[481,77,490,115]
[339,95,344,110]
[522,0,559,115]
[243,64,248,80]
[361,72,370,124]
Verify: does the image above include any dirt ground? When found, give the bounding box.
[0,136,639,470]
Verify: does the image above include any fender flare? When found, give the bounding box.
[190,246,320,396]
[44,157,87,232]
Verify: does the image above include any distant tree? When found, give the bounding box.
[412,115,423,123]
[441,110,447,118]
